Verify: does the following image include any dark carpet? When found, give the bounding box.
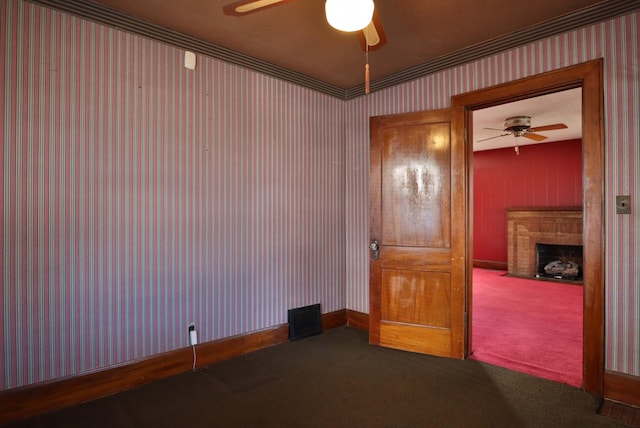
[6,327,628,428]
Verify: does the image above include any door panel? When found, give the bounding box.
[370,108,466,359]
[381,270,451,327]
[379,323,452,357]
[381,124,451,247]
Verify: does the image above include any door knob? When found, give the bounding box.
[370,239,380,260]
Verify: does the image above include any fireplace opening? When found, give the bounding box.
[535,243,583,282]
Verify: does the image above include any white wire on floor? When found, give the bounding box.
[192,344,197,371]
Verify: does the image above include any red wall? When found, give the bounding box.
[473,139,583,264]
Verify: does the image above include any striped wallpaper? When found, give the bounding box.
[1,0,638,391]
[345,12,640,376]
[1,0,345,390]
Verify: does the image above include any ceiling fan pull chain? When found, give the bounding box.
[365,43,370,94]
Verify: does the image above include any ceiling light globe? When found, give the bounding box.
[325,0,374,32]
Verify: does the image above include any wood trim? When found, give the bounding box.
[604,371,640,408]
[452,59,605,395]
[465,108,475,357]
[580,59,606,397]
[196,324,289,367]
[322,309,348,331]
[0,325,289,424]
[0,310,350,425]
[505,206,582,212]
[473,260,508,271]
[347,310,370,331]
[0,341,208,425]
[369,115,383,346]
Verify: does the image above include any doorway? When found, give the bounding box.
[470,89,584,386]
[451,59,605,395]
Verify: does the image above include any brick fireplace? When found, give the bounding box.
[507,207,583,282]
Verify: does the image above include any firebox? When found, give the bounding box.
[535,243,583,281]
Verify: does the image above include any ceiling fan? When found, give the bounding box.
[477,116,568,154]
[222,0,387,52]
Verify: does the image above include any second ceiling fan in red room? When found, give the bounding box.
[223,0,387,93]
[477,116,568,155]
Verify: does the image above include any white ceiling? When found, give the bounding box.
[472,88,583,152]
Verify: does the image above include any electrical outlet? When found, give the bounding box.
[188,324,198,346]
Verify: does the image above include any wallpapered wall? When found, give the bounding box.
[1,1,638,391]
[345,12,639,376]
[473,139,583,263]
[1,0,345,390]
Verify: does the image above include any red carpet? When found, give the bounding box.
[470,268,583,387]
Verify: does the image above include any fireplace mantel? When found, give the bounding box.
[507,207,583,278]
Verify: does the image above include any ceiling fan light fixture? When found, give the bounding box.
[325,0,374,32]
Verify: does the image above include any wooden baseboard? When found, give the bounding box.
[12,312,631,424]
[347,309,369,331]
[322,309,348,330]
[0,340,206,425]
[604,370,640,408]
[0,324,289,425]
[473,260,508,270]
[0,309,349,425]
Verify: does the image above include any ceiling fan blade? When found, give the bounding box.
[362,22,379,46]
[223,0,294,16]
[358,9,387,51]
[523,133,548,141]
[483,127,506,131]
[529,123,568,132]
[475,133,511,143]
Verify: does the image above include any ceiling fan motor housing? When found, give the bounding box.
[504,116,531,135]
[504,115,531,130]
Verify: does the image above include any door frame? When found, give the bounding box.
[451,59,605,395]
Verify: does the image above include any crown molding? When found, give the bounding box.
[26,0,640,100]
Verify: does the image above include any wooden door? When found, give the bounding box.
[369,108,466,358]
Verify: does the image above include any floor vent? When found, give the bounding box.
[288,304,322,340]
